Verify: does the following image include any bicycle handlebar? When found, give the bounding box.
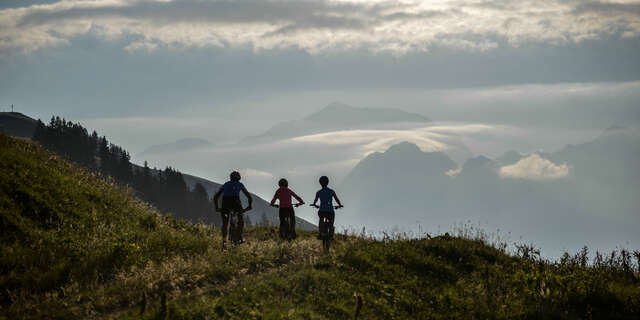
[310,204,343,209]
[271,203,305,208]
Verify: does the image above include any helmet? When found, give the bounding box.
[278,178,288,187]
[319,176,329,186]
[230,171,241,181]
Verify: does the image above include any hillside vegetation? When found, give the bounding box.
[1,133,639,319]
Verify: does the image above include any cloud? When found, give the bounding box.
[240,168,274,179]
[499,154,569,180]
[1,0,639,56]
[290,127,449,157]
[445,167,462,177]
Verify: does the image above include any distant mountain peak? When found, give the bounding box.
[462,155,492,169]
[385,141,423,154]
[304,102,429,124]
[242,102,430,144]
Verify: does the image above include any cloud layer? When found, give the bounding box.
[499,153,569,180]
[2,0,639,56]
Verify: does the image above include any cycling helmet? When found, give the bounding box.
[230,171,241,181]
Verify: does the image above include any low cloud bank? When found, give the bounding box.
[499,154,569,180]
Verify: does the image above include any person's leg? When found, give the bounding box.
[220,211,229,243]
[328,212,335,239]
[317,211,323,239]
[289,208,297,240]
[279,208,287,240]
[228,198,244,243]
[238,211,245,242]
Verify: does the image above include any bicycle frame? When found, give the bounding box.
[229,211,243,245]
[312,204,342,252]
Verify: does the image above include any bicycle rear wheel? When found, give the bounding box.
[229,213,243,244]
[323,237,330,252]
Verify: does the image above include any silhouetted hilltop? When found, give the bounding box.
[2,112,315,229]
[0,112,37,138]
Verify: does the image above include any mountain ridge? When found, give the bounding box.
[0,112,37,138]
[340,129,640,257]
[1,112,315,230]
[242,102,430,144]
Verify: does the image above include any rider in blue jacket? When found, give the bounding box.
[213,171,252,246]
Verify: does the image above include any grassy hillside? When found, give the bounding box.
[1,133,639,319]
[0,112,37,138]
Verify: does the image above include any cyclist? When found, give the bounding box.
[213,171,252,246]
[311,176,343,241]
[270,178,304,240]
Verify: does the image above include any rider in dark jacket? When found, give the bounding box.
[213,171,252,246]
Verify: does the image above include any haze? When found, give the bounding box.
[2,0,639,257]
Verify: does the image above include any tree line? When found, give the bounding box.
[33,116,222,227]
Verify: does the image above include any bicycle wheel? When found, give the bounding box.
[319,218,330,252]
[229,213,242,244]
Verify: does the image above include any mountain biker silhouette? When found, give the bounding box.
[213,171,252,247]
[270,178,304,241]
[311,176,343,248]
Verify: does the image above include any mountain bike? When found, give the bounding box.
[311,204,343,252]
[272,203,303,241]
[229,206,251,245]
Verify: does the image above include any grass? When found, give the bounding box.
[1,132,639,319]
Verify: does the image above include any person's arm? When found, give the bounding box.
[213,187,223,212]
[333,191,343,207]
[292,190,304,206]
[241,185,253,210]
[270,190,279,207]
[312,191,319,207]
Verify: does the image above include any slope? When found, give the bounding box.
[1,133,638,319]
[4,112,315,230]
[182,173,316,230]
[0,133,321,319]
[0,112,37,138]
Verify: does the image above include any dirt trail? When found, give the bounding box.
[101,234,338,319]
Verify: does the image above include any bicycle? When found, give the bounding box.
[310,204,343,252]
[272,203,303,241]
[228,206,251,246]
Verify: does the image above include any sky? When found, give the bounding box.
[2,0,639,255]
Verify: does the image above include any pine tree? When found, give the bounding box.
[98,136,110,174]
